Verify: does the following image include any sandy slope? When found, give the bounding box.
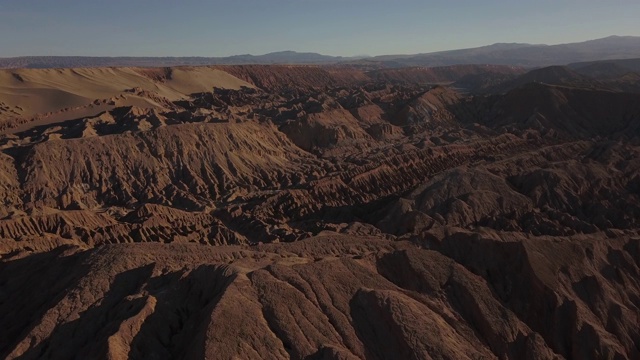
[0,67,253,132]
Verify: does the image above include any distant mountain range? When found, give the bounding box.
[0,36,639,69]
[359,36,640,68]
[0,51,364,69]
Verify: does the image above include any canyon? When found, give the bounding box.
[0,61,639,359]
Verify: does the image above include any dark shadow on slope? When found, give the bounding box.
[16,263,155,359]
[127,265,234,360]
[0,246,90,358]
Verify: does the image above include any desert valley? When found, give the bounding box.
[0,35,639,359]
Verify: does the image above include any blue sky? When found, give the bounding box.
[0,0,638,57]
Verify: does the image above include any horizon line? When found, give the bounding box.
[1,34,637,59]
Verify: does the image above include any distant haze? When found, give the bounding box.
[0,0,638,57]
[2,36,640,69]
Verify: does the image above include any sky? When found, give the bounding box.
[0,0,638,57]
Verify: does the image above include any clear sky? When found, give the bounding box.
[0,0,638,57]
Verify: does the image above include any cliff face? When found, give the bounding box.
[1,64,639,359]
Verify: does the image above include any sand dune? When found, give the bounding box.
[0,67,254,133]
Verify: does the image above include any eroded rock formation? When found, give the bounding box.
[0,64,639,359]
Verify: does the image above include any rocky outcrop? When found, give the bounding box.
[2,234,638,359]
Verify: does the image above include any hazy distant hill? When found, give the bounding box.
[361,36,640,68]
[566,58,640,93]
[1,36,639,69]
[484,65,605,93]
[0,51,363,69]
[568,57,640,75]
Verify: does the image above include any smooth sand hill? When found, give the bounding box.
[0,67,253,133]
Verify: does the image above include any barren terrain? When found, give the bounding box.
[0,63,639,359]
